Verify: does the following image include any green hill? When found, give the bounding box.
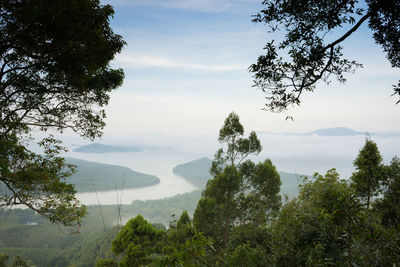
[172,157,212,188]
[173,157,305,199]
[66,158,160,192]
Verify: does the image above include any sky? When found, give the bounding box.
[61,0,400,148]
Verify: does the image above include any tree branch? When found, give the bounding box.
[324,13,370,51]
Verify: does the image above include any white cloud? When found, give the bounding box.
[114,54,246,72]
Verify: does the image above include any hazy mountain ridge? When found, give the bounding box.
[259,127,400,137]
[309,127,366,136]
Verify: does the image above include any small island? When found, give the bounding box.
[73,143,142,154]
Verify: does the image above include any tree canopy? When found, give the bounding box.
[109,213,212,266]
[350,137,386,208]
[250,0,400,113]
[193,112,281,262]
[112,215,162,267]
[0,0,125,226]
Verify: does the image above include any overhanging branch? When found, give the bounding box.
[324,13,371,51]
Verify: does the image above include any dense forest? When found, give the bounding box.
[1,113,399,266]
[100,114,400,266]
[0,147,302,266]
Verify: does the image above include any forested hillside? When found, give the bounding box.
[0,189,202,266]
[66,158,160,192]
[172,157,212,188]
[173,157,303,199]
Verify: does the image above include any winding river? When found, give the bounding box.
[65,149,199,206]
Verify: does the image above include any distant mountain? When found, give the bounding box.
[308,127,400,137]
[66,158,159,192]
[73,143,142,153]
[309,127,366,136]
[259,127,377,136]
[260,127,400,136]
[173,157,305,199]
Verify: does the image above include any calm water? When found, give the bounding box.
[62,134,400,206]
[65,149,200,205]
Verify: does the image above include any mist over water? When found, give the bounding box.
[62,133,400,206]
[257,134,400,178]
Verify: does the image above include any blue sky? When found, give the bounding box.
[99,0,400,139]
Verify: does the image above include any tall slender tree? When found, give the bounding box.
[350,137,385,208]
[193,112,281,259]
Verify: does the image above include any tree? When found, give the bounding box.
[211,112,261,170]
[226,224,272,266]
[269,159,400,266]
[95,259,118,267]
[250,0,400,113]
[270,170,365,266]
[376,156,400,227]
[0,254,9,267]
[350,137,385,208]
[110,212,212,266]
[111,215,162,267]
[157,210,213,266]
[193,112,281,259]
[10,256,28,267]
[0,0,125,225]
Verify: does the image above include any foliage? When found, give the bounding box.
[193,112,281,260]
[270,170,364,266]
[0,254,8,267]
[377,156,400,227]
[112,215,162,266]
[0,208,120,267]
[155,211,213,266]
[10,256,28,267]
[95,259,117,267]
[350,137,386,208]
[0,0,125,225]
[211,112,262,170]
[0,136,87,225]
[227,243,267,267]
[270,165,400,266]
[226,224,272,266]
[110,212,212,267]
[250,0,400,113]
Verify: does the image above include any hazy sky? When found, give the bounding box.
[97,0,399,139]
